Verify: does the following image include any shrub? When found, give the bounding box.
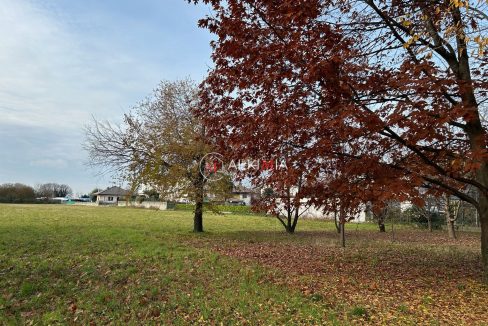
[136,196,145,204]
[404,207,444,229]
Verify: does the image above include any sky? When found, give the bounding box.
[0,0,214,195]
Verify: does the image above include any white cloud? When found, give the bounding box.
[0,0,213,192]
[0,0,159,130]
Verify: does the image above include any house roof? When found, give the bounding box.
[97,186,130,196]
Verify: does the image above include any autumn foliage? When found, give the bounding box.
[190,0,488,277]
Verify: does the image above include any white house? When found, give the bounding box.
[228,185,260,206]
[96,186,130,205]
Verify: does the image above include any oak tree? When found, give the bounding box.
[190,0,488,278]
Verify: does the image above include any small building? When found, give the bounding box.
[96,186,130,205]
[229,185,260,206]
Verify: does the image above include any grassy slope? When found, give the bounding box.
[0,204,486,325]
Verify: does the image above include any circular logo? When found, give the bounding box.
[200,152,226,182]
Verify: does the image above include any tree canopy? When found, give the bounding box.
[85,79,217,232]
[190,0,488,277]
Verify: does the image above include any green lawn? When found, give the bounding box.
[0,204,486,325]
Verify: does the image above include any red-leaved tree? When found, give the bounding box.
[190,0,488,279]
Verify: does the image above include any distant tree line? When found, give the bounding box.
[0,183,36,203]
[0,183,73,203]
[35,183,72,198]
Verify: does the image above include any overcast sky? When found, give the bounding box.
[0,0,213,194]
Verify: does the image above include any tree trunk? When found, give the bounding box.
[445,195,456,239]
[287,209,292,233]
[481,217,488,283]
[427,215,432,232]
[288,205,300,234]
[339,220,345,247]
[193,164,205,233]
[285,212,295,234]
[378,216,386,232]
[479,193,488,283]
[334,211,341,234]
[194,198,204,232]
[339,222,345,247]
[445,5,488,280]
[447,219,456,239]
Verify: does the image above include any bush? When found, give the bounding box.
[34,198,62,205]
[136,196,145,204]
[404,207,444,229]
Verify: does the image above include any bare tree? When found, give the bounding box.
[56,184,72,197]
[257,174,313,233]
[373,205,388,233]
[411,196,442,233]
[372,201,400,233]
[444,194,467,240]
[36,183,72,198]
[84,79,211,232]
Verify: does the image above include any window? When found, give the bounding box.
[108,196,114,201]
[242,194,247,199]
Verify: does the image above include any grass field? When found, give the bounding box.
[0,204,487,325]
